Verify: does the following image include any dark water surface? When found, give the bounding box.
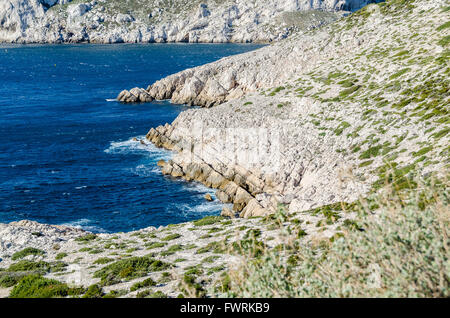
[0,43,262,232]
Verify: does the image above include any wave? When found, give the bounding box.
[169,200,223,217]
[105,98,117,102]
[104,136,171,160]
[60,218,107,233]
[132,164,161,177]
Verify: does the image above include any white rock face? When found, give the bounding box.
[0,0,380,43]
[68,3,91,19]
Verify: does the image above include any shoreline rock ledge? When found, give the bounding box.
[146,126,271,218]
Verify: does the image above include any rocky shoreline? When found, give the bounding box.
[147,126,270,218]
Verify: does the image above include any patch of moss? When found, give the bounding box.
[269,86,286,96]
[334,121,351,136]
[360,145,382,159]
[412,146,433,157]
[438,35,450,47]
[339,85,361,98]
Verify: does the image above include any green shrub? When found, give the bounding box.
[0,272,27,288]
[224,178,449,297]
[193,216,224,226]
[9,275,83,298]
[83,284,104,298]
[93,257,114,265]
[136,290,167,298]
[160,244,183,256]
[93,256,171,286]
[145,242,167,249]
[75,234,97,242]
[7,260,50,274]
[11,248,45,261]
[130,277,157,291]
[55,253,68,260]
[161,233,181,241]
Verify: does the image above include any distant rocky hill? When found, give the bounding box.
[0,0,382,43]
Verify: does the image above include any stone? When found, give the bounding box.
[157,160,166,167]
[240,199,267,218]
[205,170,226,189]
[215,190,231,203]
[220,206,235,218]
[204,193,213,201]
[234,187,253,205]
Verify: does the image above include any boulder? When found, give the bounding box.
[116,13,134,24]
[239,199,267,218]
[234,187,252,205]
[157,160,166,167]
[215,190,231,203]
[205,170,226,189]
[221,206,235,218]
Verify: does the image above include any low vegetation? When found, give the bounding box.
[221,176,449,297]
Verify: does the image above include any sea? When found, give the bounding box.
[0,43,262,233]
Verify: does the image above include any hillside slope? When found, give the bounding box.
[133,0,449,218]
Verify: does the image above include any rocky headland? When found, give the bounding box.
[119,0,449,220]
[0,0,448,298]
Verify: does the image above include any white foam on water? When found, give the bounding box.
[105,99,117,102]
[133,164,161,177]
[170,200,223,218]
[61,218,107,233]
[105,136,171,178]
[104,136,171,160]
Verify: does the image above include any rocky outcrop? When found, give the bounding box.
[0,220,86,256]
[117,87,153,103]
[0,0,381,44]
[146,125,273,218]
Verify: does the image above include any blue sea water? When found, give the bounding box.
[0,43,262,233]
